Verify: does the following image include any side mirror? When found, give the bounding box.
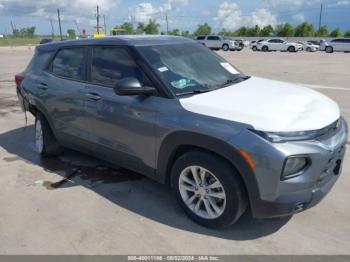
[113,77,156,96]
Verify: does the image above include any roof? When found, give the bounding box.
[37,35,194,51]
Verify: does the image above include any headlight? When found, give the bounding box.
[281,156,310,180]
[250,119,341,143]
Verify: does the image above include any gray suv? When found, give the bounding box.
[17,36,347,228]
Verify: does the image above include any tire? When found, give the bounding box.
[288,46,296,52]
[171,150,248,228]
[252,46,257,51]
[262,45,268,52]
[306,47,311,52]
[325,46,333,53]
[222,44,229,51]
[35,113,62,157]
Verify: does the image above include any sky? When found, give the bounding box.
[0,0,349,35]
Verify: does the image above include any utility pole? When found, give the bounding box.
[74,20,81,37]
[10,20,15,34]
[50,19,55,38]
[96,5,100,34]
[57,8,63,40]
[318,3,323,30]
[165,13,169,34]
[103,15,107,35]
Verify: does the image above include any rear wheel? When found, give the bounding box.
[262,46,268,52]
[252,46,257,51]
[171,150,247,228]
[306,47,311,52]
[35,113,62,156]
[222,44,229,51]
[325,46,333,53]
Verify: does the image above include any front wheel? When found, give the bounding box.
[171,150,247,228]
[252,46,257,51]
[325,46,333,53]
[262,46,268,52]
[288,46,296,52]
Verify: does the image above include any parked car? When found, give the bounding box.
[39,38,53,44]
[17,36,348,228]
[257,38,303,52]
[251,39,265,51]
[196,35,241,51]
[321,38,350,53]
[297,41,319,52]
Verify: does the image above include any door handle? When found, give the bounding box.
[85,92,101,101]
[37,83,48,90]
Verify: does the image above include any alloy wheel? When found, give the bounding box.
[178,166,226,219]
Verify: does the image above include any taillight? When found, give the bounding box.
[15,73,25,87]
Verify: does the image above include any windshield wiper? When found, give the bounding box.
[216,75,250,89]
[176,89,212,96]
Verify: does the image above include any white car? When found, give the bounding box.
[300,41,319,52]
[257,38,303,52]
[323,38,350,53]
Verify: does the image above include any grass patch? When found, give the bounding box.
[0,37,64,46]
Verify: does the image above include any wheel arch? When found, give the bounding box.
[27,99,57,138]
[156,131,261,207]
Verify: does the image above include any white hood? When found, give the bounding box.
[179,77,340,132]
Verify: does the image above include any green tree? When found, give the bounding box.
[315,25,329,37]
[329,27,342,37]
[275,23,294,37]
[294,22,314,37]
[194,23,211,36]
[136,22,146,34]
[246,25,261,37]
[13,26,36,37]
[144,19,160,34]
[119,22,134,34]
[168,28,180,35]
[181,30,190,37]
[234,27,247,36]
[260,25,274,37]
[344,29,350,37]
[67,29,76,39]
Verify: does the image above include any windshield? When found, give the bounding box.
[136,43,242,96]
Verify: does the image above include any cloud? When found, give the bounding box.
[293,13,305,22]
[130,0,189,23]
[0,0,119,21]
[214,2,277,30]
[214,2,242,30]
[132,2,159,23]
[328,0,350,6]
[250,8,277,27]
[263,0,320,7]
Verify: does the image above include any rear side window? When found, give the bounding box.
[207,36,220,40]
[196,36,205,40]
[51,48,86,80]
[91,46,147,87]
[331,39,344,43]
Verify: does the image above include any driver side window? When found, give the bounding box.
[90,46,152,87]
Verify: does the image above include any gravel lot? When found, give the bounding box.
[0,46,349,255]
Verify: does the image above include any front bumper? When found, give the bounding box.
[230,117,348,219]
[251,143,346,218]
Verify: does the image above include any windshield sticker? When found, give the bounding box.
[158,66,169,72]
[171,79,196,89]
[220,62,239,75]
